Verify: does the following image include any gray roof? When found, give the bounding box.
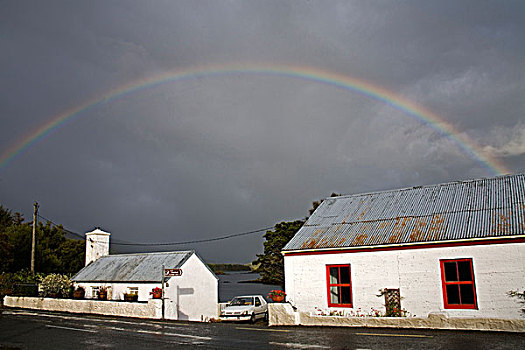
[72,251,194,282]
[284,173,525,251]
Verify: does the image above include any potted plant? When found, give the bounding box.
[268,290,286,302]
[124,291,138,302]
[150,287,162,299]
[97,286,108,300]
[73,286,85,299]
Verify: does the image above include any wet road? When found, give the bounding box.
[1,309,523,349]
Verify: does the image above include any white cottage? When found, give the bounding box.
[72,229,218,321]
[283,174,525,320]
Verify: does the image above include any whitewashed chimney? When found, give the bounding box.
[85,228,110,266]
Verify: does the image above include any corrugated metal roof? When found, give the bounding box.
[72,251,194,282]
[284,174,525,251]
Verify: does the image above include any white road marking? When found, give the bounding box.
[5,310,183,329]
[46,325,97,333]
[356,332,433,338]
[135,328,211,340]
[269,342,331,349]
[102,325,212,341]
[236,326,291,333]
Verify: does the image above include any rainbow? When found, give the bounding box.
[0,63,510,175]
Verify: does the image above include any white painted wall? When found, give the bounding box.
[284,242,525,319]
[164,254,218,321]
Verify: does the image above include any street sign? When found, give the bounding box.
[164,268,182,277]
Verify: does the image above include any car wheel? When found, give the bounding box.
[250,313,256,323]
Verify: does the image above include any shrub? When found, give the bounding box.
[40,274,71,297]
[508,290,525,316]
[1,271,42,301]
[0,273,15,302]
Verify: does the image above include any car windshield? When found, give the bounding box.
[229,297,253,306]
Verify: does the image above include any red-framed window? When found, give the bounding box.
[326,264,352,307]
[440,258,478,309]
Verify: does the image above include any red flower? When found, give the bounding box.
[150,287,162,295]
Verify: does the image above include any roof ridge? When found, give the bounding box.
[100,250,194,258]
[331,173,522,200]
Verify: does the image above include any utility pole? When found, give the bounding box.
[161,264,165,319]
[31,201,39,274]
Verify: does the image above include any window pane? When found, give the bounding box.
[460,284,475,305]
[446,284,460,304]
[340,286,352,304]
[457,261,472,281]
[340,266,350,284]
[329,267,339,284]
[330,286,340,304]
[444,262,458,281]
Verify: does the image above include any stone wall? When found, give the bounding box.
[4,296,163,319]
[268,303,525,332]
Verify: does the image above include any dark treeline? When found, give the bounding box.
[207,263,252,273]
[0,205,84,274]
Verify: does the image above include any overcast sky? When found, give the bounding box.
[1,1,524,263]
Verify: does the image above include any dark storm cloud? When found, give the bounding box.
[1,1,524,262]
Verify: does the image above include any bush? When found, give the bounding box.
[12,283,39,297]
[0,273,15,302]
[1,270,42,301]
[40,274,71,297]
[508,290,525,316]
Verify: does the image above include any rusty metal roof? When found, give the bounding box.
[284,174,525,251]
[72,251,194,282]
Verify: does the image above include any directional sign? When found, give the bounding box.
[164,268,182,277]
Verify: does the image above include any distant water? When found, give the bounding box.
[218,271,281,302]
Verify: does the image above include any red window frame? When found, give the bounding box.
[326,264,353,308]
[440,258,478,309]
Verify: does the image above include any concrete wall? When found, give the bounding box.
[4,296,162,319]
[284,242,525,319]
[268,303,525,332]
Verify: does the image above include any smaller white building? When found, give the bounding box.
[72,229,218,322]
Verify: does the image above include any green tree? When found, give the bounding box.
[0,205,15,232]
[0,205,24,232]
[253,193,341,287]
[253,220,304,286]
[0,232,13,271]
[1,206,27,272]
[0,204,85,274]
[57,239,85,274]
[4,223,32,272]
[35,221,85,274]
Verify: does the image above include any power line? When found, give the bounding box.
[111,226,273,246]
[37,213,273,246]
[37,214,86,240]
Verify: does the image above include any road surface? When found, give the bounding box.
[1,309,523,349]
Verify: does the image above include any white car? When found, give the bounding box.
[220,295,268,322]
